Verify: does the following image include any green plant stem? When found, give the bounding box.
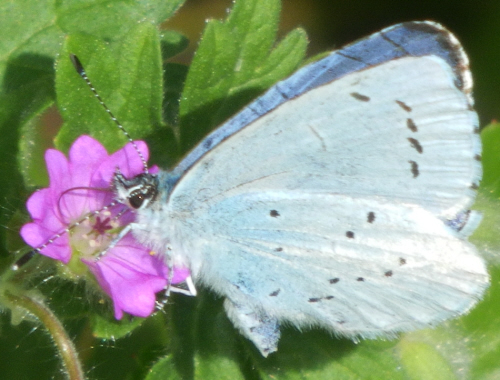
[5,290,85,380]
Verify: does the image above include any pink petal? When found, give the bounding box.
[69,136,108,168]
[20,223,71,262]
[69,136,109,191]
[45,149,70,196]
[93,141,150,186]
[25,188,52,221]
[83,236,167,319]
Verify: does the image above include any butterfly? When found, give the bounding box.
[74,21,488,356]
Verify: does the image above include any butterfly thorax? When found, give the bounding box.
[113,170,197,271]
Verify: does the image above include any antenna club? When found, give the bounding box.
[70,54,85,76]
[12,250,37,270]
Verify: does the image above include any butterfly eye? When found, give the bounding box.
[113,172,159,210]
[129,192,146,209]
[128,185,156,209]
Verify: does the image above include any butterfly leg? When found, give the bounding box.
[94,223,134,260]
[155,275,197,310]
[170,276,197,296]
[224,297,280,357]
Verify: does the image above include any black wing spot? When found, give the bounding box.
[474,154,482,162]
[396,100,412,112]
[357,277,365,282]
[408,160,419,178]
[270,210,280,217]
[367,211,375,223]
[408,137,423,153]
[329,278,340,284]
[407,118,418,132]
[470,183,479,190]
[274,247,283,252]
[399,258,407,265]
[384,270,393,277]
[350,92,370,102]
[346,231,355,239]
[308,297,321,303]
[325,295,334,300]
[269,289,280,297]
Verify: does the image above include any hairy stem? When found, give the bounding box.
[5,291,85,380]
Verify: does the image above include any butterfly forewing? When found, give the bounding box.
[170,56,479,220]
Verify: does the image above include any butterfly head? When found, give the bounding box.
[113,171,159,210]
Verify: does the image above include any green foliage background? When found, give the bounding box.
[1,0,500,379]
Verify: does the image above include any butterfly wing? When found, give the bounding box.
[172,21,475,176]
[163,55,487,354]
[152,23,488,356]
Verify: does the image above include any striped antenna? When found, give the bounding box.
[12,200,125,270]
[69,54,149,174]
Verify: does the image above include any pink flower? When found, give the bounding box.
[20,136,189,319]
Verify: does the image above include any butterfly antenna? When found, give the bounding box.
[57,186,112,220]
[12,200,124,270]
[69,54,149,174]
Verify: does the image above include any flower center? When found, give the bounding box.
[70,211,123,258]
[91,216,113,235]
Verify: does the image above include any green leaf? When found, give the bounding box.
[397,331,462,380]
[0,1,63,84]
[149,292,249,380]
[458,122,500,379]
[91,313,146,340]
[192,294,246,379]
[179,0,307,152]
[88,313,175,380]
[193,355,245,380]
[17,105,58,188]
[149,62,189,168]
[474,122,500,252]
[56,0,186,40]
[161,31,190,60]
[479,122,500,195]
[146,356,182,380]
[256,332,403,380]
[55,23,164,152]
